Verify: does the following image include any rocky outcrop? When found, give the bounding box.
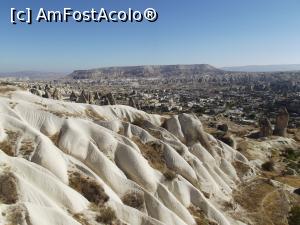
[94,92,101,101]
[52,88,62,100]
[274,107,289,137]
[42,90,52,99]
[259,117,273,137]
[77,90,88,103]
[87,92,94,104]
[30,88,41,96]
[69,91,78,102]
[77,90,94,104]
[129,97,137,108]
[0,87,254,225]
[107,93,116,105]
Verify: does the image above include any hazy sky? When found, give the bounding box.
[1,0,300,72]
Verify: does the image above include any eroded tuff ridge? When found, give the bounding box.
[0,86,255,225]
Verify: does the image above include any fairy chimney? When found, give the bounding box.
[107,93,116,105]
[102,96,110,105]
[273,107,289,137]
[77,90,88,103]
[43,90,52,99]
[87,92,94,104]
[69,91,78,102]
[129,97,137,108]
[52,88,61,100]
[259,117,273,137]
[94,92,101,100]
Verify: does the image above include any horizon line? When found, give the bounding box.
[1,63,300,74]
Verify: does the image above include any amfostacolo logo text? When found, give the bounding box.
[11,8,159,24]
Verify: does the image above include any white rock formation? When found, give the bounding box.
[0,86,253,225]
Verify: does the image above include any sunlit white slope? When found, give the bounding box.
[0,86,253,225]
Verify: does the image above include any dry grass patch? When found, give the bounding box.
[288,206,300,225]
[0,86,16,94]
[262,190,290,225]
[234,178,273,211]
[132,136,176,181]
[96,206,117,224]
[42,108,82,118]
[132,117,162,139]
[132,137,165,171]
[188,205,217,225]
[0,139,15,156]
[74,206,124,225]
[0,130,19,156]
[145,128,162,140]
[48,132,61,146]
[274,176,300,188]
[233,178,296,225]
[85,108,106,121]
[69,171,109,206]
[19,139,35,159]
[5,205,32,225]
[0,172,19,204]
[131,116,145,127]
[117,126,125,135]
[132,118,187,155]
[34,101,47,108]
[232,160,253,180]
[73,213,92,225]
[131,136,179,181]
[0,130,34,158]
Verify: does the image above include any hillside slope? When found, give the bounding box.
[0,85,298,225]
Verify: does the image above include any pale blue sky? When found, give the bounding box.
[0,0,300,72]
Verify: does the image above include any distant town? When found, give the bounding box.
[3,64,300,129]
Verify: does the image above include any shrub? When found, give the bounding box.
[122,191,144,210]
[96,206,116,224]
[288,206,300,225]
[219,136,234,147]
[261,160,275,171]
[284,148,300,161]
[217,124,228,132]
[163,169,177,181]
[0,172,19,204]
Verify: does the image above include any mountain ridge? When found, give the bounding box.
[0,71,66,79]
[67,64,222,79]
[222,64,300,72]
